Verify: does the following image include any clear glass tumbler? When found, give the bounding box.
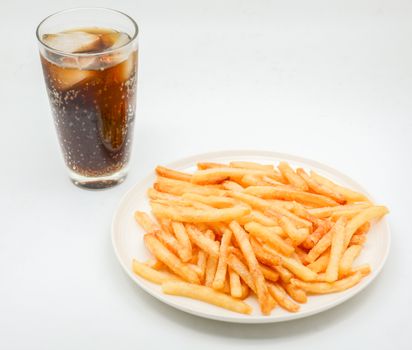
[36,8,138,189]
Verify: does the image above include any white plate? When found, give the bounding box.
[111,150,390,323]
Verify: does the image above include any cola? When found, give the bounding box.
[40,28,138,186]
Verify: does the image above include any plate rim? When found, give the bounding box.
[111,150,391,323]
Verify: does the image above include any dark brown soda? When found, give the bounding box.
[40,28,137,177]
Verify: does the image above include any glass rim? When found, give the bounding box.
[36,7,139,57]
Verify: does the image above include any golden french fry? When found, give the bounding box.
[144,257,165,270]
[228,268,242,298]
[245,186,339,207]
[155,166,192,182]
[162,281,252,314]
[244,221,294,256]
[296,168,346,204]
[144,234,200,284]
[267,282,300,312]
[307,250,330,273]
[197,249,207,282]
[306,231,332,264]
[227,254,256,292]
[281,282,307,304]
[278,162,309,191]
[229,221,273,315]
[222,180,244,191]
[308,203,370,218]
[239,282,250,300]
[310,170,370,203]
[135,211,182,257]
[350,234,367,246]
[250,238,282,269]
[151,202,250,223]
[294,246,308,264]
[212,225,232,290]
[324,217,347,282]
[155,176,226,196]
[240,174,269,187]
[350,264,371,276]
[355,222,371,235]
[277,215,309,246]
[259,264,280,283]
[291,271,363,294]
[182,192,237,208]
[185,224,220,257]
[344,206,389,248]
[171,222,192,263]
[132,260,180,284]
[302,221,333,249]
[339,245,362,276]
[192,167,274,185]
[230,161,275,171]
[205,249,219,287]
[291,202,324,227]
[197,162,226,170]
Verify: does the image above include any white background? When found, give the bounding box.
[1,0,411,349]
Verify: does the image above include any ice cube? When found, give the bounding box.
[47,62,95,90]
[42,32,101,53]
[100,32,130,50]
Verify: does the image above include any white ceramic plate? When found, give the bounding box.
[112,150,390,323]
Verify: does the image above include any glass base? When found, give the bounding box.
[69,168,128,189]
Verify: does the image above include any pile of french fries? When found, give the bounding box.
[132,161,389,315]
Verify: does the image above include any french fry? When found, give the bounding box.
[197,162,226,170]
[240,282,250,300]
[185,224,220,257]
[222,180,244,191]
[324,217,347,282]
[228,268,242,298]
[237,210,279,227]
[302,221,333,249]
[192,167,274,185]
[230,161,275,171]
[240,174,268,187]
[182,192,238,208]
[350,234,367,246]
[355,222,371,235]
[162,281,252,314]
[155,166,192,182]
[274,214,309,246]
[339,245,362,276]
[278,162,308,191]
[227,254,256,292]
[308,203,370,218]
[244,221,294,256]
[151,202,250,223]
[291,202,324,227]
[205,248,219,287]
[265,206,312,229]
[344,206,389,248]
[259,264,280,283]
[291,271,363,294]
[250,237,282,268]
[307,250,330,273]
[350,264,371,276]
[310,171,370,202]
[197,249,207,282]
[132,260,180,284]
[155,176,226,196]
[281,282,307,304]
[171,222,192,262]
[267,282,300,312]
[144,257,165,270]
[306,230,333,264]
[245,186,339,207]
[212,225,232,290]
[144,234,200,284]
[229,221,273,315]
[296,168,346,204]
